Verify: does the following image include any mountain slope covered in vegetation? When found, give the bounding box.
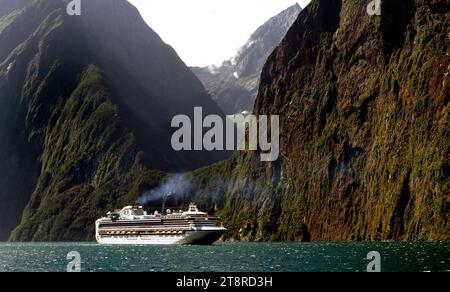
[0,0,225,241]
[189,0,449,242]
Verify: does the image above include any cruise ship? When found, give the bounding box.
[95,203,226,245]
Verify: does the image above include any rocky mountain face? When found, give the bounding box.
[191,4,301,114]
[189,0,449,241]
[0,0,226,241]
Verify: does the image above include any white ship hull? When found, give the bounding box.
[96,225,226,245]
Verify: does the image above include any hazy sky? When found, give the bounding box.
[128,0,311,67]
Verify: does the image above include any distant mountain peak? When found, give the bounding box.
[191,4,302,114]
[231,3,302,78]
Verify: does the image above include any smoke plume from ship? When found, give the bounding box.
[137,174,194,205]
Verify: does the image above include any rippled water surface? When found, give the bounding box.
[0,242,448,272]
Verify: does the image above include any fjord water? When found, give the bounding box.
[0,242,448,272]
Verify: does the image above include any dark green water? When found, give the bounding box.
[0,242,448,272]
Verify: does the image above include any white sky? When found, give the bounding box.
[128,0,311,67]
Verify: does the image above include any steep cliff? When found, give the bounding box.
[0,0,225,241]
[190,0,449,241]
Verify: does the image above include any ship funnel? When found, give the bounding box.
[161,192,173,215]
